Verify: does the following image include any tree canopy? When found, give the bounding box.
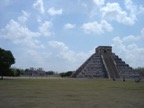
[135,67,144,77]
[60,71,73,77]
[0,48,15,79]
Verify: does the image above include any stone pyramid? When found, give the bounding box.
[71,46,140,79]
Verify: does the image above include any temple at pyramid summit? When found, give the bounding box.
[71,46,140,79]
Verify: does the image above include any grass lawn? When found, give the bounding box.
[0,77,144,108]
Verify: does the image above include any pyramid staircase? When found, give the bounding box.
[101,51,120,79]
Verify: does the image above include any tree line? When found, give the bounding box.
[2,67,73,78]
[134,67,144,77]
[0,47,74,79]
[1,47,144,79]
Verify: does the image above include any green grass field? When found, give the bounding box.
[0,77,144,108]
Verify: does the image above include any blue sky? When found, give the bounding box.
[0,0,144,72]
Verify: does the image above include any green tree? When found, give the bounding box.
[60,71,73,77]
[60,72,66,77]
[65,71,73,76]
[46,71,55,75]
[9,68,21,76]
[0,48,15,80]
[135,67,144,77]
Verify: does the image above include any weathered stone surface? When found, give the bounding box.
[71,46,140,79]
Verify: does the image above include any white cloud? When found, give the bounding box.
[139,5,144,15]
[124,0,134,11]
[18,10,30,24]
[48,41,69,51]
[48,41,75,62]
[12,39,93,71]
[93,0,105,6]
[33,0,45,14]
[64,23,76,29]
[48,40,93,71]
[112,41,144,68]
[100,2,136,25]
[39,21,54,37]
[122,28,144,43]
[122,35,139,42]
[82,20,113,34]
[37,15,42,23]
[124,0,137,21]
[124,0,144,19]
[47,7,63,16]
[48,40,92,62]
[13,48,53,70]
[25,49,47,66]
[0,19,44,48]
[0,10,55,48]
[3,19,39,39]
[0,11,52,48]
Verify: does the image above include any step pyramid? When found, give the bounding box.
[71,46,140,79]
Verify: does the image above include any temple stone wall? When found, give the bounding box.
[75,53,107,78]
[71,46,140,79]
[112,53,139,78]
